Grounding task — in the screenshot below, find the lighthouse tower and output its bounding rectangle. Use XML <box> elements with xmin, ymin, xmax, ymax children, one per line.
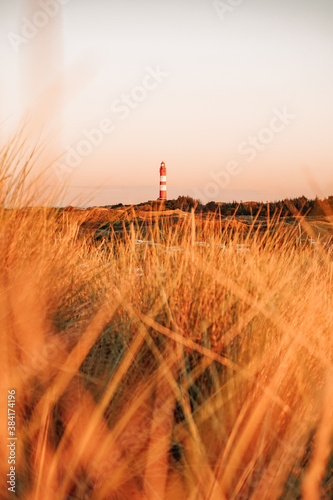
<box><xmin>159</xmin><ymin>161</ymin><xmax>167</xmax><ymax>201</ymax></box>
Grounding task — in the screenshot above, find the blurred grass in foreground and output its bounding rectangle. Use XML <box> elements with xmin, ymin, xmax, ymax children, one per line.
<box><xmin>0</xmin><ymin>137</ymin><xmax>332</xmax><ymax>500</ymax></box>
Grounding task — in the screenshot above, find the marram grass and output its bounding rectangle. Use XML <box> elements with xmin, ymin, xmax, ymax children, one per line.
<box><xmin>0</xmin><ymin>142</ymin><xmax>332</xmax><ymax>499</ymax></box>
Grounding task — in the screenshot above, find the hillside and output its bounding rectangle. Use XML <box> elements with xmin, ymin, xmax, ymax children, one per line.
<box><xmin>56</xmin><ymin>196</ymin><xmax>333</xmax><ymax>246</ymax></box>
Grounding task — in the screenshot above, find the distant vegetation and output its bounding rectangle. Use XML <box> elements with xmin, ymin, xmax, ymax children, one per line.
<box><xmin>99</xmin><ymin>194</ymin><xmax>333</xmax><ymax>217</ymax></box>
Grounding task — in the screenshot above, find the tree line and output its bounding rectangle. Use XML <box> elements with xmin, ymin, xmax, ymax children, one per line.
<box><xmin>149</xmin><ymin>195</ymin><xmax>333</xmax><ymax>216</ymax></box>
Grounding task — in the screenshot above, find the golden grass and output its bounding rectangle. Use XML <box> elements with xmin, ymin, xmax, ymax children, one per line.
<box><xmin>0</xmin><ymin>139</ymin><xmax>332</xmax><ymax>499</ymax></box>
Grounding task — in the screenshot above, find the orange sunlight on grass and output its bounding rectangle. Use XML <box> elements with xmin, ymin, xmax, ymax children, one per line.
<box><xmin>0</xmin><ymin>136</ymin><xmax>332</xmax><ymax>499</ymax></box>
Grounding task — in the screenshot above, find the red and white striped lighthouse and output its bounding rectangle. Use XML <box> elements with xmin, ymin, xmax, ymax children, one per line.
<box><xmin>159</xmin><ymin>161</ymin><xmax>167</xmax><ymax>201</ymax></box>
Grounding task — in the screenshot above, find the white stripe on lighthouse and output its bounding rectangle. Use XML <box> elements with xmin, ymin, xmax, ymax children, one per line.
<box><xmin>160</xmin><ymin>185</ymin><xmax>167</xmax><ymax>191</ymax></box>
<box><xmin>160</xmin><ymin>176</ymin><xmax>166</xmax><ymax>182</ymax></box>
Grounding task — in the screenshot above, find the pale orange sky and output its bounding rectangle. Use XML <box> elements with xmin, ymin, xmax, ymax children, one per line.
<box><xmin>1</xmin><ymin>0</ymin><xmax>333</xmax><ymax>205</ymax></box>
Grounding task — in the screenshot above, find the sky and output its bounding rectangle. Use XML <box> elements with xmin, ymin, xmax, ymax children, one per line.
<box><xmin>0</xmin><ymin>0</ymin><xmax>333</xmax><ymax>205</ymax></box>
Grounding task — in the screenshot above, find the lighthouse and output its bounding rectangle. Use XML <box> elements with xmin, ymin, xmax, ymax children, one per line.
<box><xmin>159</xmin><ymin>161</ymin><xmax>167</xmax><ymax>201</ymax></box>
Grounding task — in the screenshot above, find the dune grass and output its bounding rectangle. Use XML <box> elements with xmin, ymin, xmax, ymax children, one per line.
<box><xmin>0</xmin><ymin>140</ymin><xmax>332</xmax><ymax>500</ymax></box>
